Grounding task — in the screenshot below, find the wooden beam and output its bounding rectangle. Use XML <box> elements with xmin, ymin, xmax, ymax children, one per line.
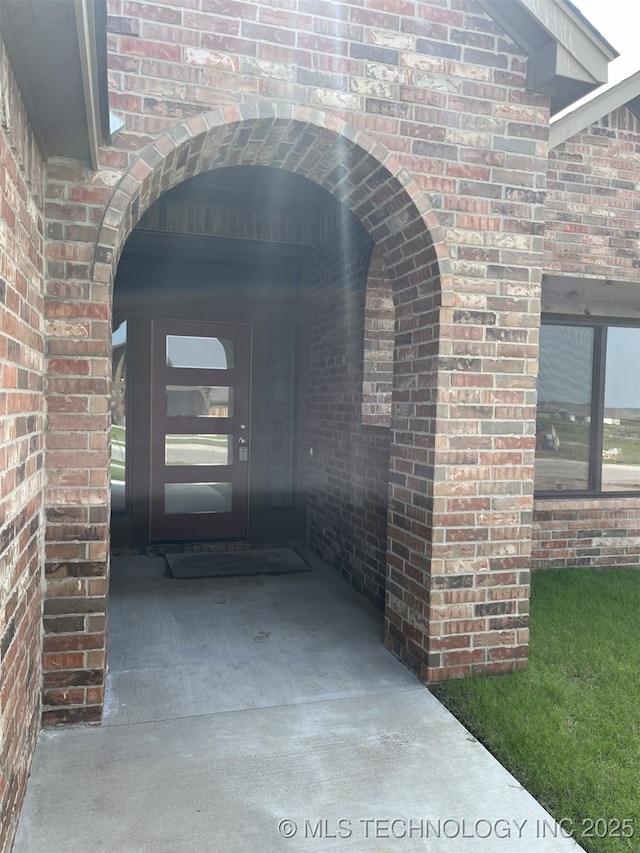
<box><xmin>542</xmin><ymin>275</ymin><xmax>640</xmax><ymax>321</ymax></box>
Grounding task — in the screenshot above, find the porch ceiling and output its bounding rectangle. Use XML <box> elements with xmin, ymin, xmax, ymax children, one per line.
<box><xmin>165</xmin><ymin>166</ymin><xmax>336</xmax><ymax>218</ymax></box>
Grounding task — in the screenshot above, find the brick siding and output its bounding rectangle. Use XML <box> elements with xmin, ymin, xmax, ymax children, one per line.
<box><xmin>4</xmin><ymin>1</ymin><xmax>640</xmax><ymax>849</ymax></box>
<box><xmin>307</xmin><ymin>206</ymin><xmax>390</xmax><ymax>607</ymax></box>
<box><xmin>362</xmin><ymin>245</ymin><xmax>394</xmax><ymax>426</ymax></box>
<box><xmin>37</xmin><ymin>0</ymin><xmax>550</xmax><ymax>717</ymax></box>
<box><xmin>0</xmin><ymin>38</ymin><xmax>46</xmax><ymax>853</ymax></box>
<box><xmin>533</xmin><ymin>498</ymin><xmax>640</xmax><ymax>569</ymax></box>
<box><xmin>545</xmin><ymin>107</ymin><xmax>640</xmax><ymax>278</ymax></box>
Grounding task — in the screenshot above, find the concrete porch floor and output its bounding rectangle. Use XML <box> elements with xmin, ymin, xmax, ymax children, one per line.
<box><xmin>14</xmin><ymin>552</ymin><xmax>583</xmax><ymax>852</ymax></box>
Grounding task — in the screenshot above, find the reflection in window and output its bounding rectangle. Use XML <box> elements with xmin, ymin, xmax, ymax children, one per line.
<box><xmin>165</xmin><ymin>434</ymin><xmax>232</xmax><ymax>466</ymax></box>
<box><xmin>166</xmin><ymin>385</ymin><xmax>233</xmax><ymax>417</ymax></box>
<box><xmin>602</xmin><ymin>328</ymin><xmax>640</xmax><ymax>492</ymax></box>
<box><xmin>535</xmin><ymin>325</ymin><xmax>594</xmax><ymax>492</ymax></box>
<box><xmin>535</xmin><ymin>321</ymin><xmax>640</xmax><ymax>495</ymax></box>
<box><xmin>166</xmin><ymin>335</ymin><xmax>234</xmax><ymax>369</ymax></box>
<box><xmin>164</xmin><ymin>482</ymin><xmax>232</xmax><ymax>514</ymax></box>
<box><xmin>111</xmin><ymin>321</ymin><xmax>127</xmax><ymax>513</ymax></box>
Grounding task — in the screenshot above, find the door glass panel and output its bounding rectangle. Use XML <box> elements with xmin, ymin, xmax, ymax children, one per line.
<box><xmin>164</xmin><ymin>482</ymin><xmax>232</xmax><ymax>514</ymax></box>
<box><xmin>535</xmin><ymin>324</ymin><xmax>594</xmax><ymax>492</ymax></box>
<box><xmin>111</xmin><ymin>320</ymin><xmax>127</xmax><ymax>513</ymax></box>
<box><xmin>166</xmin><ymin>385</ymin><xmax>233</xmax><ymax>417</ymax></box>
<box><xmin>602</xmin><ymin>327</ymin><xmax>640</xmax><ymax>492</ymax></box>
<box><xmin>165</xmin><ymin>434</ymin><xmax>232</xmax><ymax>466</ymax></box>
<box><xmin>166</xmin><ymin>335</ymin><xmax>234</xmax><ymax>369</ymax></box>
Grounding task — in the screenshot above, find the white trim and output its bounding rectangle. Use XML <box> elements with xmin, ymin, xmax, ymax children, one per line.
<box><xmin>74</xmin><ymin>0</ymin><xmax>102</xmax><ymax>170</ymax></box>
<box><xmin>479</xmin><ymin>0</ymin><xmax>617</xmax><ymax>114</ymax></box>
<box><xmin>550</xmin><ymin>69</ymin><xmax>640</xmax><ymax>147</ymax></box>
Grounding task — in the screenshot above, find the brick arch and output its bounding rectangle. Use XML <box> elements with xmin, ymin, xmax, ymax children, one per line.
<box><xmin>93</xmin><ymin>103</ymin><xmax>453</xmax><ymax>297</ymax></box>
<box><xmin>43</xmin><ymin>104</ymin><xmax>462</xmax><ymax>725</ymax></box>
<box><xmin>94</xmin><ymin>103</ymin><xmax>455</xmax><ymax>667</ymax></box>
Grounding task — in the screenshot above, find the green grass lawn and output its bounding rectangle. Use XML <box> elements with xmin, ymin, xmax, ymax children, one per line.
<box><xmin>432</xmin><ymin>569</ymin><xmax>640</xmax><ymax>853</ymax></box>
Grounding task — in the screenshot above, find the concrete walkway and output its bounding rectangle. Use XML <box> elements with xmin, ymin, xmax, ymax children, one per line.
<box><xmin>14</xmin><ymin>553</ymin><xmax>583</xmax><ymax>852</ymax></box>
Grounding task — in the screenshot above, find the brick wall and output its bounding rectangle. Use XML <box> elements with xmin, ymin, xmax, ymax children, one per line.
<box><xmin>362</xmin><ymin>244</ymin><xmax>394</xmax><ymax>426</ymax></box>
<box><xmin>533</xmin><ymin>498</ymin><xmax>640</xmax><ymax>569</ymax></box>
<box><xmin>537</xmin><ymin>106</ymin><xmax>640</xmax><ymax>568</ymax></box>
<box><xmin>307</xmin><ymin>207</ymin><xmax>390</xmax><ymax>608</ymax></box>
<box><xmin>39</xmin><ymin>0</ymin><xmax>551</xmax><ymax>717</ymax></box>
<box><xmin>0</xmin><ymin>38</ymin><xmax>45</xmax><ymax>853</ymax></box>
<box><xmin>545</xmin><ymin>107</ymin><xmax>640</xmax><ymax>278</ymax></box>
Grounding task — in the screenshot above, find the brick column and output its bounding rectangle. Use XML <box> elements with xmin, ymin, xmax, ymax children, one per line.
<box><xmin>42</xmin><ymin>161</ymin><xmax>116</xmax><ymax>724</ymax></box>
<box><xmin>384</xmin><ymin>223</ymin><xmax>543</xmax><ymax>682</ymax></box>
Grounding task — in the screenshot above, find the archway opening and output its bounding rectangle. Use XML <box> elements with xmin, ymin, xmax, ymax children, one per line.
<box><xmin>104</xmin><ymin>162</ymin><xmax>399</xmax><ymax>724</ymax></box>
<box><xmin>110</xmin><ymin>165</ymin><xmax>345</xmax><ymax>553</ymax></box>
<box><xmin>43</xmin><ymin>108</ymin><xmax>448</xmax><ymax>724</ymax></box>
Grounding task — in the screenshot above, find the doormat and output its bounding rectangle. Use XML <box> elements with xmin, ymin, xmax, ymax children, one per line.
<box><xmin>164</xmin><ymin>548</ymin><xmax>311</xmax><ymax>579</ymax></box>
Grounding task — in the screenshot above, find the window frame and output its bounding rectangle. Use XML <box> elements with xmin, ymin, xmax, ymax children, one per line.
<box><xmin>535</xmin><ymin>315</ymin><xmax>640</xmax><ymax>499</ymax></box>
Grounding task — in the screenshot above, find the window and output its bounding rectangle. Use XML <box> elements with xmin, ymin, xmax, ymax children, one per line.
<box><xmin>535</xmin><ymin>320</ymin><xmax>640</xmax><ymax>495</ymax></box>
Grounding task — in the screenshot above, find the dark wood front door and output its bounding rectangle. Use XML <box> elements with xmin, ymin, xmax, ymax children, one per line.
<box><xmin>149</xmin><ymin>319</ymin><xmax>251</xmax><ymax>541</ymax></box>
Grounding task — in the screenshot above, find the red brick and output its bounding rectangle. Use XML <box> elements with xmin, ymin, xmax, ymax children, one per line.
<box><xmin>119</xmin><ymin>36</ymin><xmax>181</xmax><ymax>61</ymax></box>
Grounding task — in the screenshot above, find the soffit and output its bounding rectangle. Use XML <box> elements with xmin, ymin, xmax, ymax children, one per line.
<box><xmin>0</xmin><ymin>0</ymin><xmax>109</xmax><ymax>167</ymax></box>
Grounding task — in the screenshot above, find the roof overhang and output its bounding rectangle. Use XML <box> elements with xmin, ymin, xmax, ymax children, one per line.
<box><xmin>0</xmin><ymin>0</ymin><xmax>109</xmax><ymax>168</ymax></box>
<box><xmin>479</xmin><ymin>0</ymin><xmax>618</xmax><ymax>115</ymax></box>
<box><xmin>550</xmin><ymin>70</ymin><xmax>640</xmax><ymax>147</ymax></box>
